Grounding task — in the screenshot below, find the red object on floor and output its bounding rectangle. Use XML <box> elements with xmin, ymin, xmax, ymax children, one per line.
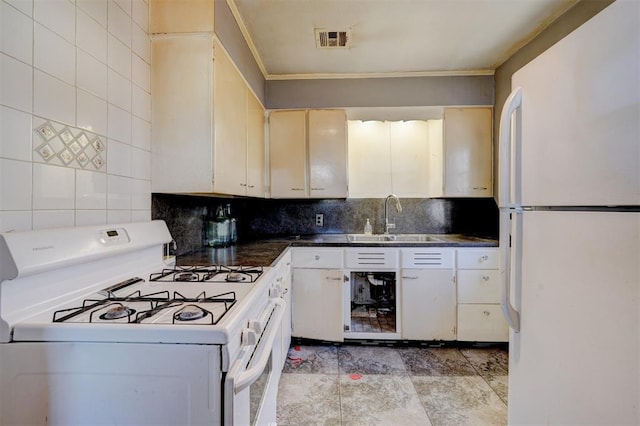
<box><xmin>349</xmin><ymin>374</ymin><xmax>362</xmax><ymax>380</ymax></box>
<box><xmin>294</xmin><ymin>345</ymin><xmax>301</xmax><ymax>351</ymax></box>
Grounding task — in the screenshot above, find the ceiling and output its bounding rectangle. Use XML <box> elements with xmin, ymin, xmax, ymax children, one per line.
<box><xmin>230</xmin><ymin>0</ymin><xmax>577</xmax><ymax>80</ymax></box>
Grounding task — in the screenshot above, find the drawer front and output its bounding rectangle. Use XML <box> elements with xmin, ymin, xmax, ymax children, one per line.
<box><xmin>457</xmin><ymin>304</ymin><xmax>508</xmax><ymax>342</ymax></box>
<box><xmin>291</xmin><ymin>248</ymin><xmax>343</xmax><ymax>269</ymax></box>
<box><xmin>401</xmin><ymin>248</ymin><xmax>454</xmax><ymax>269</ymax></box>
<box><xmin>457</xmin><ymin>270</ymin><xmax>500</xmax><ymax>303</ymax></box>
<box><xmin>457</xmin><ymin>248</ymin><xmax>499</xmax><ymax>269</ymax></box>
<box><xmin>345</xmin><ymin>248</ymin><xmax>397</xmax><ymax>269</ymax></box>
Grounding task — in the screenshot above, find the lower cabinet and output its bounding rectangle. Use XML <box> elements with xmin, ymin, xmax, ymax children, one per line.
<box><xmin>291</xmin><ymin>268</ymin><xmax>344</xmax><ymax>342</ymax></box>
<box><xmin>401</xmin><ymin>269</ymin><xmax>456</xmax><ymax>340</ymax></box>
<box><xmin>457</xmin><ymin>305</ymin><xmax>507</xmax><ymax>342</ymax></box>
<box><xmin>276</xmin><ymin>250</ymin><xmax>292</xmax><ymax>368</ymax></box>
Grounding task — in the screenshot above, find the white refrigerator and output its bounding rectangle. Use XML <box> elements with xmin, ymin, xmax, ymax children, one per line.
<box><xmin>498</xmin><ymin>1</ymin><xmax>639</xmax><ymax>424</ymax></box>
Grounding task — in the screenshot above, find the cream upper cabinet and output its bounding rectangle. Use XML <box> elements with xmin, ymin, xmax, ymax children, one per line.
<box><xmin>150</xmin><ymin>0</ymin><xmax>214</xmax><ymax>34</ymax></box>
<box><xmin>269</xmin><ymin>110</ymin><xmax>347</xmax><ymax>198</ymax></box>
<box><xmin>442</xmin><ymin>107</ymin><xmax>493</xmax><ymax>197</ymax></box>
<box><xmin>348</xmin><ymin>120</ymin><xmax>433</xmax><ymax>198</ymax></box>
<box><xmin>151</xmin><ymin>34</ymin><xmax>214</xmax><ymax>193</ymax></box>
<box><xmin>269</xmin><ymin>110</ymin><xmax>308</xmax><ymax>198</ymax></box>
<box><xmin>213</xmin><ymin>41</ymin><xmax>248</xmax><ymax>195</ymax></box>
<box><xmin>308</xmin><ymin>110</ymin><xmax>348</xmax><ymax>198</ymax></box>
<box><xmin>246</xmin><ymin>91</ymin><xmax>266</xmax><ymax>197</ymax></box>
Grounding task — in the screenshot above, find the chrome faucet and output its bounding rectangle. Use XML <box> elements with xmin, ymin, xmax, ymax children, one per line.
<box><xmin>384</xmin><ymin>194</ymin><xmax>403</xmax><ymax>234</ymax></box>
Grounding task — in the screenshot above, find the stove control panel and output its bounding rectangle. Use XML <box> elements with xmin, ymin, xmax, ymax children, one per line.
<box><xmin>98</xmin><ymin>228</ymin><xmax>130</xmax><ymax>246</ymax></box>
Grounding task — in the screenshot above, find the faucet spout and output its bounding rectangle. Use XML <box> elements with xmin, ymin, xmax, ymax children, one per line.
<box><xmin>384</xmin><ymin>194</ymin><xmax>402</xmax><ymax>234</ymax></box>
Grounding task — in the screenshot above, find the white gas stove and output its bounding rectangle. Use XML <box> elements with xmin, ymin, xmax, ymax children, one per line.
<box><xmin>0</xmin><ymin>221</ymin><xmax>284</xmax><ymax>425</ymax></box>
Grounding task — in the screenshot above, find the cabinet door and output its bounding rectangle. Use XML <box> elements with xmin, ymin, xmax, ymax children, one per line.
<box><xmin>347</xmin><ymin>120</ymin><xmax>392</xmax><ymax>197</ymax></box>
<box><xmin>213</xmin><ymin>41</ymin><xmax>247</xmax><ymax>195</ymax></box>
<box><xmin>151</xmin><ymin>34</ymin><xmax>214</xmax><ymax>193</ymax></box>
<box><xmin>401</xmin><ymin>269</ymin><xmax>456</xmax><ymax>340</ymax></box>
<box><xmin>269</xmin><ymin>110</ymin><xmax>307</xmax><ymax>198</ymax></box>
<box><xmin>308</xmin><ymin>110</ymin><xmax>347</xmax><ymax>198</ymax></box>
<box><xmin>291</xmin><ymin>268</ymin><xmax>344</xmax><ymax>342</ymax></box>
<box><xmin>390</xmin><ymin>121</ymin><xmax>430</xmax><ymax>197</ymax></box>
<box><xmin>443</xmin><ymin>108</ymin><xmax>492</xmax><ymax>197</ymax></box>
<box><xmin>246</xmin><ymin>91</ymin><xmax>265</xmax><ymax>197</ymax></box>
<box><xmin>457</xmin><ymin>304</ymin><xmax>508</xmax><ymax>342</ymax></box>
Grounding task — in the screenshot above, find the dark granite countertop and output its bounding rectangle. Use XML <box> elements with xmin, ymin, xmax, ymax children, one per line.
<box><xmin>177</xmin><ymin>234</ymin><xmax>497</xmax><ymax>267</ymax></box>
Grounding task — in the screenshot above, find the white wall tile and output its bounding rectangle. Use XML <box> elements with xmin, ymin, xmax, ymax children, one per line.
<box><xmin>108</xmin><ymin>33</ymin><xmax>131</xmax><ymax>79</ymax></box>
<box><xmin>131</xmin><ymin>0</ymin><xmax>147</xmax><ymax>32</ymax></box>
<box><xmin>77</xmin><ymin>89</ymin><xmax>108</xmax><ymax>136</ymax></box>
<box><xmin>131</xmin><ymin>147</ymin><xmax>149</xmax><ymax>179</ymax></box>
<box><xmin>1</xmin><ymin>53</ymin><xmax>33</xmax><ymax>112</ymax></box>
<box><xmin>77</xmin><ymin>7</ymin><xmax>107</xmax><ymax>64</ymax></box>
<box><xmin>1</xmin><ymin>1</ymin><xmax>33</xmax><ymax>64</ymax></box>
<box><xmin>33</xmin><ymin>209</ymin><xmax>75</xmax><ymax>229</ymax></box>
<box><xmin>132</xmin><ymin>84</ymin><xmax>150</xmax><ymax>121</ymax></box>
<box><xmin>76</xmin><ymin>0</ymin><xmax>107</xmax><ymax>28</ymax></box>
<box><xmin>131</xmin><ymin>116</ymin><xmax>150</xmax><ymax>150</ymax></box>
<box><xmin>0</xmin><ymin>210</ymin><xmax>32</xmax><ymax>232</ymax></box>
<box><xmin>33</xmin><ymin>0</ymin><xmax>75</xmax><ymax>43</ymax></box>
<box><xmin>34</xmin><ymin>70</ymin><xmax>76</xmax><ymax>125</ymax></box>
<box><xmin>75</xmin><ymin>169</ymin><xmax>107</xmax><ymax>209</ymax></box>
<box><xmin>107</xmin><ymin>104</ymin><xmax>132</xmax><ymax>144</ymax></box>
<box><xmin>77</xmin><ymin>49</ymin><xmax>108</xmax><ymax>100</ymax></box>
<box><xmin>75</xmin><ymin>209</ymin><xmax>107</xmax><ymax>226</ymax></box>
<box><xmin>131</xmin><ymin>209</ymin><xmax>150</xmax><ymax>222</ymax></box>
<box><xmin>107</xmin><ymin>174</ymin><xmax>131</xmax><ymax>209</ymax></box>
<box><xmin>107</xmin><ymin>68</ymin><xmax>132</xmax><ymax>111</ymax></box>
<box><xmin>108</xmin><ymin>0</ymin><xmax>131</xmax><ymax>46</ymax></box>
<box><xmin>107</xmin><ymin>209</ymin><xmax>131</xmax><ymax>224</ymax></box>
<box><xmin>131</xmin><ymin>23</ymin><xmax>149</xmax><ymax>63</ymax></box>
<box><xmin>0</xmin><ymin>106</ymin><xmax>32</xmax><ymax>161</ymax></box>
<box><xmin>33</xmin><ymin>163</ymin><xmax>75</xmax><ymax>210</ymax></box>
<box><xmin>131</xmin><ymin>53</ymin><xmax>149</xmax><ymax>91</ymax></box>
<box><xmin>5</xmin><ymin>0</ymin><xmax>32</xmax><ymax>17</ymax></box>
<box><xmin>131</xmin><ymin>178</ymin><xmax>150</xmax><ymax>209</ymax></box>
<box><xmin>107</xmin><ymin>139</ymin><xmax>131</xmax><ymax>176</ymax></box>
<box><xmin>34</xmin><ymin>23</ymin><xmax>76</xmax><ymax>85</ymax></box>
<box><xmin>0</xmin><ymin>159</ymin><xmax>32</xmax><ymax>209</ymax></box>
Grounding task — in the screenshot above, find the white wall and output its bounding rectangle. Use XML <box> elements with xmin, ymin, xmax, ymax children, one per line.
<box><xmin>0</xmin><ymin>0</ymin><xmax>151</xmax><ymax>232</ymax></box>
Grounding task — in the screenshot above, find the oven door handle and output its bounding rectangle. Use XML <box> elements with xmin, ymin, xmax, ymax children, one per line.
<box><xmin>231</xmin><ymin>298</ymin><xmax>285</xmax><ymax>393</ymax></box>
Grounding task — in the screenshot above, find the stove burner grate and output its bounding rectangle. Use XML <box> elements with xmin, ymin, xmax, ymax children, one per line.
<box><xmin>148</xmin><ymin>265</ymin><xmax>263</xmax><ymax>283</ymax></box>
<box><xmin>95</xmin><ymin>303</ymin><xmax>136</xmax><ymax>321</ymax></box>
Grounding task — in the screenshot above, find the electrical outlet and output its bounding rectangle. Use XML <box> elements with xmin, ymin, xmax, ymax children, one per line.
<box><xmin>315</xmin><ymin>213</ymin><xmax>324</xmax><ymax>227</ymax></box>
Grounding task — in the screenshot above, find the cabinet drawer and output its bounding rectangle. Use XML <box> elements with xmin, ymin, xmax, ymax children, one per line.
<box><xmin>457</xmin><ymin>270</ymin><xmax>500</xmax><ymax>303</ymax></box>
<box><xmin>457</xmin><ymin>304</ymin><xmax>508</xmax><ymax>342</ymax></box>
<box><xmin>401</xmin><ymin>248</ymin><xmax>454</xmax><ymax>269</ymax></box>
<box><xmin>457</xmin><ymin>248</ymin><xmax>499</xmax><ymax>269</ymax></box>
<box><xmin>292</xmin><ymin>248</ymin><xmax>343</xmax><ymax>269</ymax></box>
<box><xmin>345</xmin><ymin>248</ymin><xmax>397</xmax><ymax>269</ymax></box>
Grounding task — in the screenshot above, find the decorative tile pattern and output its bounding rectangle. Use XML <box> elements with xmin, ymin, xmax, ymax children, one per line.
<box><xmin>284</xmin><ymin>345</ymin><xmax>339</xmax><ymax>374</ymax></box>
<box><xmin>33</xmin><ymin>118</ymin><xmax>106</xmax><ymax>171</ymax></box>
<box><xmin>398</xmin><ymin>347</ymin><xmax>478</xmax><ymax>376</ymax></box>
<box><xmin>338</xmin><ymin>345</ymin><xmax>407</xmax><ymax>375</ymax></box>
<box><xmin>276</xmin><ymin>373</ymin><xmax>341</xmax><ymax>426</ymax></box>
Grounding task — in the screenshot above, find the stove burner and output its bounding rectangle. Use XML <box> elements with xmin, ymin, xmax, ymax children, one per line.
<box><xmin>99</xmin><ymin>304</ymin><xmax>136</xmax><ymax>320</ymax></box>
<box><xmin>174</xmin><ymin>305</ymin><xmax>207</xmax><ymax>321</ymax></box>
<box><xmin>175</xmin><ymin>272</ymin><xmax>198</xmax><ymax>282</ymax></box>
<box><xmin>226</xmin><ymin>272</ymin><xmax>246</xmax><ymax>282</ymax></box>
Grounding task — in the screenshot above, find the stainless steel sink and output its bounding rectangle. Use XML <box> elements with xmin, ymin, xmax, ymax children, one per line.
<box><xmin>347</xmin><ymin>234</ymin><xmax>444</xmax><ymax>243</ymax></box>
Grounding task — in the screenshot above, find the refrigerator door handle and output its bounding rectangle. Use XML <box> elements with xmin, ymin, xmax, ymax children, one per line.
<box><xmin>500</xmin><ymin>210</ymin><xmax>521</xmax><ymax>332</ymax></box>
<box><xmin>498</xmin><ymin>87</ymin><xmax>523</xmax><ymax>208</ymax></box>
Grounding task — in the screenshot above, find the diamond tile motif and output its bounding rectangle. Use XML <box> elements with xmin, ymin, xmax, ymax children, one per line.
<box><xmin>32</xmin><ymin>118</ymin><xmax>107</xmax><ymax>172</ymax></box>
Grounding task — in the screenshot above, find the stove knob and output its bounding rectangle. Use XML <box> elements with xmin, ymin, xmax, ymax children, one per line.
<box><xmin>241</xmin><ymin>328</ymin><xmax>257</xmax><ymax>346</ymax></box>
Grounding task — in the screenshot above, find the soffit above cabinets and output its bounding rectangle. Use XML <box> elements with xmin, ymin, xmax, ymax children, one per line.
<box><xmin>230</xmin><ymin>0</ymin><xmax>577</xmax><ymax>80</ymax></box>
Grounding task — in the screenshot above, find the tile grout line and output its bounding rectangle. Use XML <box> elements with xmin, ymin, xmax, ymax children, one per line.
<box><xmin>456</xmin><ymin>347</ymin><xmax>508</xmax><ymax>407</ymax></box>
<box><xmin>398</xmin><ymin>347</ymin><xmax>437</xmax><ymax>426</ymax></box>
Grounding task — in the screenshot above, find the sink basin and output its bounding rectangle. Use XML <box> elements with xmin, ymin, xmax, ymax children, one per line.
<box><xmin>347</xmin><ymin>234</ymin><xmax>444</xmax><ymax>243</ymax></box>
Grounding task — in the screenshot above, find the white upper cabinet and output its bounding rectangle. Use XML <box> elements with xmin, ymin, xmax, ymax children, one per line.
<box><xmin>246</xmin><ymin>91</ymin><xmax>266</xmax><ymax>197</ymax></box>
<box><xmin>308</xmin><ymin>110</ymin><xmax>348</xmax><ymax>198</ymax></box>
<box><xmin>348</xmin><ymin>120</ymin><xmax>434</xmax><ymax>198</ymax></box>
<box><xmin>441</xmin><ymin>107</ymin><xmax>493</xmax><ymax>197</ymax></box>
<box><xmin>269</xmin><ymin>110</ymin><xmax>347</xmax><ymax>198</ymax></box>
<box><xmin>269</xmin><ymin>110</ymin><xmax>308</xmax><ymax>198</ymax></box>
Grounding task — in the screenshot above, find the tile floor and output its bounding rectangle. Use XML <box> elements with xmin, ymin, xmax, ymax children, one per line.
<box><xmin>277</xmin><ymin>343</ymin><xmax>508</xmax><ymax>426</ymax></box>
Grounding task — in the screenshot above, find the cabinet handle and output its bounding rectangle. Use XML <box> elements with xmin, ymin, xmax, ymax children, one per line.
<box><xmin>483</xmin><ymin>311</ymin><xmax>491</xmax><ymax>316</ymax></box>
<box><xmin>479</xmin><ymin>255</ymin><xmax>489</xmax><ymax>262</ymax></box>
<box><xmin>291</xmin><ymin>188</ymin><xmax>305</xmax><ymax>191</ymax></box>
<box><xmin>327</xmin><ymin>277</ymin><xmax>342</xmax><ymax>281</ymax></box>
<box><xmin>314</xmin><ymin>255</ymin><xmax>320</xmax><ymax>260</ymax></box>
<box><xmin>473</xmin><ymin>187</ymin><xmax>488</xmax><ymax>190</ymax></box>
<box><xmin>248</xmin><ymin>185</ymin><xmax>255</xmax><ymax>188</ymax></box>
<box><xmin>282</xmin><ymin>288</ymin><xmax>288</xmax><ymax>295</ymax></box>
<box><xmin>482</xmin><ymin>275</ymin><xmax>490</xmax><ymax>282</ymax></box>
<box><xmin>240</xmin><ymin>183</ymin><xmax>247</xmax><ymax>187</ymax></box>
<box><xmin>402</xmin><ymin>276</ymin><xmax>419</xmax><ymax>280</ymax></box>
<box><xmin>310</xmin><ymin>187</ymin><xmax>325</xmax><ymax>191</ymax></box>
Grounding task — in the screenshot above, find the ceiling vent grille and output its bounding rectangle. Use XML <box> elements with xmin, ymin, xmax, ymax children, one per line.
<box><xmin>315</xmin><ymin>29</ymin><xmax>350</xmax><ymax>49</ymax></box>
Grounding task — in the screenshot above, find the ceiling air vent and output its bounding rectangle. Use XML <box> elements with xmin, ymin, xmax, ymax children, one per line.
<box><xmin>315</xmin><ymin>29</ymin><xmax>350</xmax><ymax>49</ymax></box>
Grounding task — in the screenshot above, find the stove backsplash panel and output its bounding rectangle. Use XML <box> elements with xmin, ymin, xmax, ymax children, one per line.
<box><xmin>152</xmin><ymin>194</ymin><xmax>498</xmax><ymax>256</ymax></box>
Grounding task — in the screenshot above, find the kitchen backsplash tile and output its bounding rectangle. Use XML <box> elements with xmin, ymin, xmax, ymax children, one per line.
<box><xmin>0</xmin><ymin>0</ymin><xmax>151</xmax><ymax>232</ymax></box>
<box><xmin>1</xmin><ymin>1</ymin><xmax>33</xmax><ymax>64</ymax></box>
<box><xmin>152</xmin><ymin>194</ymin><xmax>499</xmax><ymax>256</ymax></box>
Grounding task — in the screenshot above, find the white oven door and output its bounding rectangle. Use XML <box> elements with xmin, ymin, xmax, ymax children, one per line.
<box><xmin>224</xmin><ymin>298</ymin><xmax>285</xmax><ymax>426</ymax></box>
